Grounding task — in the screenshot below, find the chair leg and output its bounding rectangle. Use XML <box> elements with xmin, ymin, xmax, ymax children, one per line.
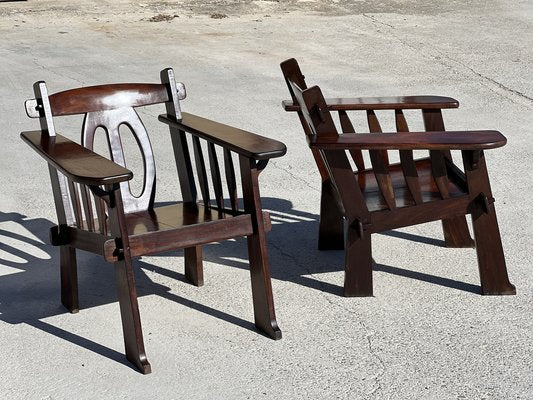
<box><xmin>114</xmin><ymin>255</ymin><xmax>152</xmax><ymax>374</ymax></box>
<box><xmin>318</xmin><ymin>181</ymin><xmax>345</xmax><ymax>250</ymax></box>
<box><xmin>247</xmin><ymin>231</ymin><xmax>282</xmax><ymax>340</ymax></box>
<box><xmin>471</xmin><ymin>208</ymin><xmax>516</xmax><ymax>295</ymax></box>
<box><xmin>184</xmin><ymin>245</ymin><xmax>204</xmax><ymax>286</ymax></box>
<box><xmin>60</xmin><ymin>245</ymin><xmax>79</xmax><ymax>313</ymax></box>
<box><xmin>344</xmin><ymin>227</ymin><xmax>373</xmax><ymax>297</ymax></box>
<box><xmin>441</xmin><ymin>216</ymin><xmax>475</xmax><ymax>248</ymax></box>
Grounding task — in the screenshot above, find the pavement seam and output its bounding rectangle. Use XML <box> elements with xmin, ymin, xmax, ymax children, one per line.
<box><xmin>267</xmin><ymin>238</ymin><xmax>386</xmax><ymax>398</ymax></box>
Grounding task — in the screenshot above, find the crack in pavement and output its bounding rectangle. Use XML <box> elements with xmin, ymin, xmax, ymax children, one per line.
<box><xmin>362</xmin><ymin>14</ymin><xmax>533</xmax><ymax>109</ymax></box>
<box><xmin>269</xmin><ymin>159</ymin><xmax>320</xmax><ymax>193</ymax></box>
<box><xmin>31</xmin><ymin>58</ymin><xmax>85</xmax><ymax>87</ymax></box>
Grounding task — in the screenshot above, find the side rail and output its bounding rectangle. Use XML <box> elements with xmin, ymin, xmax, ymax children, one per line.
<box><xmin>284</xmin><ymin>92</ymin><xmax>465</xmax><ymax>210</ymax></box>
<box><xmin>158</xmin><ymin>112</ymin><xmax>287</xmax><ymax>217</ymax></box>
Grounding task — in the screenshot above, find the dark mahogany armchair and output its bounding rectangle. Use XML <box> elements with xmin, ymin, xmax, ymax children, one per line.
<box><xmin>21</xmin><ymin>68</ymin><xmax>285</xmax><ymax>373</ymax></box>
<box><xmin>281</xmin><ymin>58</ymin><xmax>515</xmax><ymax>298</ymax></box>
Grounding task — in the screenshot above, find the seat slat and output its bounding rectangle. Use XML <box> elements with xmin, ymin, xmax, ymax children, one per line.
<box><xmin>357</xmin><ymin>158</ymin><xmax>465</xmax><ymax>212</ymax></box>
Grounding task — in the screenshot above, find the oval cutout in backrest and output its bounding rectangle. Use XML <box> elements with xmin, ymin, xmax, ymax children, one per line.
<box><xmin>92</xmin><ymin>126</ymin><xmax>112</xmax><ymax>159</ymax></box>
<box><xmin>82</xmin><ymin>108</ymin><xmax>156</xmax><ymax>213</ymax></box>
<box><xmin>119</xmin><ymin>122</ymin><xmax>145</xmax><ymax>198</ymax></box>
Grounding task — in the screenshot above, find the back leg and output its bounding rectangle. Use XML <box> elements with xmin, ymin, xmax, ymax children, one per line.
<box><xmin>318</xmin><ymin>181</ymin><xmax>345</xmax><ymax>250</ymax></box>
<box><xmin>60</xmin><ymin>245</ymin><xmax>79</xmax><ymax>313</ymax></box>
<box><xmin>184</xmin><ymin>245</ymin><xmax>204</xmax><ymax>286</ymax></box>
<box><xmin>441</xmin><ymin>216</ymin><xmax>475</xmax><ymax>248</ymax></box>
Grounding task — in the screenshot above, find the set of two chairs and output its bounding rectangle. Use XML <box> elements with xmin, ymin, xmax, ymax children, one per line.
<box><xmin>22</xmin><ymin>59</ymin><xmax>515</xmax><ymax>373</ymax></box>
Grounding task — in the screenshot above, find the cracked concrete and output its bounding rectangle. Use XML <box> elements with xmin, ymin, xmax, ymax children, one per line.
<box><xmin>1</xmin><ymin>0</ymin><xmax>532</xmax><ymax>399</ymax></box>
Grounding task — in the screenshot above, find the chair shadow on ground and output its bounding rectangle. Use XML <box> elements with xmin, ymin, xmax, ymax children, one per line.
<box><xmin>0</xmin><ymin>201</ymin><xmax>479</xmax><ymax>368</ymax></box>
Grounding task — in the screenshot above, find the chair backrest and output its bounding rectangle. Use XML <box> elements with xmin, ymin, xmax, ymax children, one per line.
<box><xmin>25</xmin><ymin>69</ymin><xmax>186</xmax><ymax>229</ymax></box>
<box><xmin>286</xmin><ymin>79</ymin><xmax>369</xmax><ymax>221</ymax></box>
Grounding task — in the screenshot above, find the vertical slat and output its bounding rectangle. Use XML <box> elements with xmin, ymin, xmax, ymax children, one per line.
<box><xmin>422</xmin><ymin>108</ymin><xmax>452</xmax><ymax>160</ymax></box>
<box><xmin>338</xmin><ymin>110</ymin><xmax>365</xmax><ymax>171</ymax></box>
<box><xmin>192</xmin><ymin>136</ymin><xmax>210</xmax><ymax>207</ymax></box>
<box><xmin>207</xmin><ymin>142</ymin><xmax>224</xmax><ymax>211</ymax></box>
<box><xmin>94</xmin><ymin>195</ymin><xmax>108</xmax><ymax>235</ymax></box>
<box><xmin>171</xmin><ymin>129</ymin><xmax>197</xmax><ymax>203</ymax></box>
<box><xmin>68</xmin><ymin>180</ymin><xmax>83</xmax><ymax>228</ymax></box>
<box><xmin>223</xmin><ymin>149</ymin><xmax>239</xmax><ymax>213</ymax></box>
<box><xmin>366</xmin><ymin>110</ymin><xmax>396</xmax><ymax>209</ymax></box>
<box><xmin>366</xmin><ymin>110</ymin><xmax>389</xmax><ymax>164</ymax></box>
<box><xmin>80</xmin><ymin>185</ymin><xmax>95</xmax><ymax>231</ymax></box>
<box><xmin>422</xmin><ymin>109</ymin><xmax>450</xmax><ymax>198</ymax></box>
<box><xmin>395</xmin><ymin>110</ymin><xmax>423</xmax><ymax>204</ymax></box>
<box><xmin>424</xmin><ymin>109</ymin><xmax>473</xmax><ymax>247</ymax></box>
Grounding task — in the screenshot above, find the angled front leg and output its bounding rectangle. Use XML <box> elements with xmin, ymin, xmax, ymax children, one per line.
<box><xmin>441</xmin><ymin>216</ymin><xmax>475</xmax><ymax>248</ymax></box>
<box><xmin>344</xmin><ymin>223</ymin><xmax>373</xmax><ymax>297</ymax></box>
<box><xmin>240</xmin><ymin>157</ymin><xmax>281</xmax><ymax>340</ymax></box>
<box><xmin>463</xmin><ymin>151</ymin><xmax>515</xmax><ymax>295</ymax></box>
<box><xmin>105</xmin><ymin>185</ymin><xmax>152</xmax><ymax>374</ymax></box>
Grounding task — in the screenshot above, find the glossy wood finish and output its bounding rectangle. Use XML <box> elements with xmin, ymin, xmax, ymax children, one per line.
<box><xmin>22</xmin><ymin>69</ymin><xmax>286</xmax><ymax>373</ymax></box>
<box><xmin>307</xmin><ymin>131</ymin><xmax>507</xmax><ymax>150</ymax></box>
<box><xmin>282</xmin><ymin>96</ymin><xmax>459</xmax><ymax>111</ymax></box>
<box><xmin>50</xmin><ymin>83</ymin><xmax>170</xmax><ymax>116</ymax></box>
<box><xmin>21</xmin><ymin>131</ymin><xmax>133</xmax><ymax>185</ymax></box>
<box><xmin>462</xmin><ymin>151</ymin><xmax>515</xmax><ymax>294</ymax></box>
<box><xmin>281</xmin><ymin>57</ymin><xmax>514</xmax><ymax>298</ymax></box>
<box><xmin>159</xmin><ymin>112</ymin><xmax>287</xmax><ymax>160</ymax></box>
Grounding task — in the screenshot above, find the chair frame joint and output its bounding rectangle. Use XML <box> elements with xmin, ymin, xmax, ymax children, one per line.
<box><xmin>49</xmin><ymin>224</ymin><xmax>69</xmax><ymax>246</ymax></box>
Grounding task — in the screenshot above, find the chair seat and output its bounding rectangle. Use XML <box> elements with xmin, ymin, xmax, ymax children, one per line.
<box><xmin>126</xmin><ymin>202</ymin><xmax>238</xmax><ymax>235</ymax></box>
<box><xmin>356</xmin><ymin>158</ymin><xmax>467</xmax><ymax>212</ymax></box>
<box><xmin>114</xmin><ymin>202</ymin><xmax>271</xmax><ymax>258</ymax></box>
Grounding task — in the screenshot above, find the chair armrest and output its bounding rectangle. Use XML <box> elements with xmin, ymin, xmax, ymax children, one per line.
<box><xmin>283</xmin><ymin>95</ymin><xmax>459</xmax><ymax>112</ymax></box>
<box><xmin>21</xmin><ymin>130</ymin><xmax>133</xmax><ymax>186</ymax></box>
<box><xmin>308</xmin><ymin>131</ymin><xmax>506</xmax><ymax>151</ymax></box>
<box><xmin>159</xmin><ymin>112</ymin><xmax>287</xmax><ymax>160</ymax></box>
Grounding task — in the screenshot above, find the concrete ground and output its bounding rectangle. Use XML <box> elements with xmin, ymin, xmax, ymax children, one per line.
<box><xmin>1</xmin><ymin>1</ymin><xmax>532</xmax><ymax>399</ymax></box>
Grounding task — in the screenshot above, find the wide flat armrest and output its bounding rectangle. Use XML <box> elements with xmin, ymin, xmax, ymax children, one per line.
<box><xmin>283</xmin><ymin>95</ymin><xmax>459</xmax><ymax>112</ymax></box>
<box><xmin>159</xmin><ymin>112</ymin><xmax>287</xmax><ymax>160</ymax></box>
<box><xmin>21</xmin><ymin>130</ymin><xmax>133</xmax><ymax>186</ymax></box>
<box><xmin>308</xmin><ymin>131</ymin><xmax>506</xmax><ymax>151</ymax></box>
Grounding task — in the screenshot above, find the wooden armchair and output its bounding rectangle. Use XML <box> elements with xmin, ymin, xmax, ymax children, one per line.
<box><xmin>21</xmin><ymin>68</ymin><xmax>286</xmax><ymax>374</ymax></box>
<box><xmin>280</xmin><ymin>58</ymin><xmax>515</xmax><ymax>298</ymax></box>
